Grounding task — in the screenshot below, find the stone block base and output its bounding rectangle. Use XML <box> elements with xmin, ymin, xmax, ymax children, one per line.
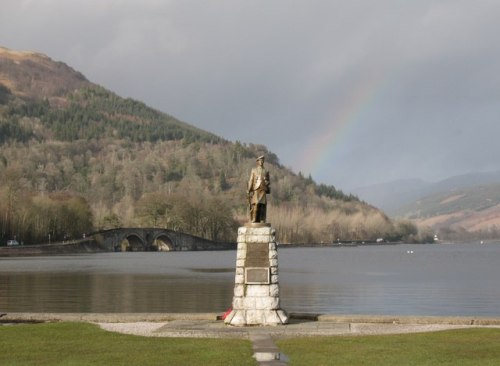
<box><xmin>225</xmin><ymin>226</ymin><xmax>288</xmax><ymax>326</ymax></box>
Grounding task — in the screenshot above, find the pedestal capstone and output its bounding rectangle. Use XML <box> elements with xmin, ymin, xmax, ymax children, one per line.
<box><xmin>224</xmin><ymin>224</ymin><xmax>288</xmax><ymax>326</ymax></box>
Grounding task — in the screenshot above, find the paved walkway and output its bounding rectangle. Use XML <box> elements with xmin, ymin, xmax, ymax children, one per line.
<box><xmin>3</xmin><ymin>313</ymin><xmax>500</xmax><ymax>366</ymax></box>
<box><xmin>94</xmin><ymin>316</ymin><xmax>500</xmax><ymax>339</ymax></box>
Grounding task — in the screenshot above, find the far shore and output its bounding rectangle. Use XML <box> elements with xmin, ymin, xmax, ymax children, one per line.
<box><xmin>1</xmin><ymin>239</ymin><xmax>498</xmax><ymax>257</ymax></box>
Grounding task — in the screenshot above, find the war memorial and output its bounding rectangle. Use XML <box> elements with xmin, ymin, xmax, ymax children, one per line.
<box><xmin>224</xmin><ymin>155</ymin><xmax>289</xmax><ymax>326</ymax></box>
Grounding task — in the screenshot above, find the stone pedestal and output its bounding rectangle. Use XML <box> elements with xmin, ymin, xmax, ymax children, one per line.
<box><xmin>224</xmin><ymin>225</ymin><xmax>288</xmax><ymax>326</ymax></box>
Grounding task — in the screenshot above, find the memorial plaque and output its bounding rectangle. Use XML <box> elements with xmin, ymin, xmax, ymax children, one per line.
<box><xmin>245</xmin><ymin>267</ymin><xmax>270</xmax><ymax>284</ymax></box>
<box><xmin>245</xmin><ymin>242</ymin><xmax>269</xmax><ymax>267</ymax></box>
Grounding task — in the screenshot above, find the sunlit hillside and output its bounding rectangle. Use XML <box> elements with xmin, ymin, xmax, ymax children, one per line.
<box><xmin>398</xmin><ymin>183</ymin><xmax>500</xmax><ymax>240</ymax></box>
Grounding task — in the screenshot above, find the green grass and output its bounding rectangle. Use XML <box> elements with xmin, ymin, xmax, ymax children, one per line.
<box><xmin>0</xmin><ymin>322</ymin><xmax>257</xmax><ymax>366</ymax></box>
<box><xmin>276</xmin><ymin>328</ymin><xmax>500</xmax><ymax>366</ymax></box>
<box><xmin>4</xmin><ymin>323</ymin><xmax>500</xmax><ymax>366</ymax></box>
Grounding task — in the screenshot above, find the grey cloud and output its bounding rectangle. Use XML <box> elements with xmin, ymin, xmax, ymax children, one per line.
<box><xmin>1</xmin><ymin>0</ymin><xmax>500</xmax><ymax>190</ymax></box>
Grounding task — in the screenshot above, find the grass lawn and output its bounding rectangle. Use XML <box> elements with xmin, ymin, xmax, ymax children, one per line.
<box><xmin>0</xmin><ymin>322</ymin><xmax>257</xmax><ymax>366</ymax></box>
<box><xmin>276</xmin><ymin>328</ymin><xmax>500</xmax><ymax>366</ymax></box>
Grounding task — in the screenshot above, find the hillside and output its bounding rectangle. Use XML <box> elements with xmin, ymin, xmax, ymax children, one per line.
<box><xmin>354</xmin><ymin>171</ymin><xmax>500</xmax><ymax>215</ymax></box>
<box><xmin>352</xmin><ymin>178</ymin><xmax>432</xmax><ymax>215</ymax></box>
<box><xmin>0</xmin><ymin>47</ymin><xmax>89</xmax><ymax>100</ymax></box>
<box><xmin>0</xmin><ymin>46</ymin><xmax>410</xmax><ymax>245</ymax></box>
<box><xmin>0</xmin><ymin>47</ymin><xmax>220</xmax><ymax>144</ymax></box>
<box><xmin>356</xmin><ymin>170</ymin><xmax>500</xmax><ymax>240</ymax></box>
<box><xmin>396</xmin><ymin>182</ymin><xmax>500</xmax><ymax>239</ymax></box>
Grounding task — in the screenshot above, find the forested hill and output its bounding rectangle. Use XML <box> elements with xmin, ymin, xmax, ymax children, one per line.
<box><xmin>0</xmin><ymin>46</ymin><xmax>418</xmax><ymax>245</ymax></box>
<box><xmin>0</xmin><ymin>46</ymin><xmax>220</xmax><ymax>144</ymax></box>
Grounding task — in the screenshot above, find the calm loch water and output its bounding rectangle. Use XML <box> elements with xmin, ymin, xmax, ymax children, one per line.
<box><xmin>1</xmin><ymin>243</ymin><xmax>499</xmax><ymax>316</ymax></box>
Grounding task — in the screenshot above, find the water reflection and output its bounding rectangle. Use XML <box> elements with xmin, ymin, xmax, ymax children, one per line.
<box><xmin>0</xmin><ymin>272</ymin><xmax>233</xmax><ymax>313</ymax></box>
<box><xmin>1</xmin><ymin>244</ymin><xmax>500</xmax><ymax>316</ymax></box>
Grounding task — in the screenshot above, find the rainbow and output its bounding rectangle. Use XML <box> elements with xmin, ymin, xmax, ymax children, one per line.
<box><xmin>297</xmin><ymin>73</ymin><xmax>386</xmax><ymax>181</ymax></box>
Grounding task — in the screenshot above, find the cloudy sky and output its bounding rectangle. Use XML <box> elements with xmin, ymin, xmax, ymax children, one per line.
<box><xmin>2</xmin><ymin>0</ymin><xmax>500</xmax><ymax>191</ymax></box>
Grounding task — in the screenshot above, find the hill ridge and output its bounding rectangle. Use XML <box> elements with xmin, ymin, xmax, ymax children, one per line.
<box><xmin>354</xmin><ymin>172</ymin><xmax>500</xmax><ymax>239</ymax></box>
<box><xmin>0</xmin><ymin>45</ymin><xmax>89</xmax><ymax>100</ymax></box>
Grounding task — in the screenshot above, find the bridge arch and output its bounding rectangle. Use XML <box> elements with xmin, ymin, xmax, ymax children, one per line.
<box><xmin>120</xmin><ymin>233</ymin><xmax>145</xmax><ymax>252</ymax></box>
<box><xmin>92</xmin><ymin>227</ymin><xmax>235</xmax><ymax>252</ymax></box>
<box><xmin>153</xmin><ymin>234</ymin><xmax>175</xmax><ymax>251</ymax></box>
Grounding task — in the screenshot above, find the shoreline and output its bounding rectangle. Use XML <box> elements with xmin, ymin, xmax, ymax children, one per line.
<box><xmin>2</xmin><ymin>240</ymin><xmax>498</xmax><ymax>257</ymax></box>
<box><xmin>3</xmin><ymin>312</ymin><xmax>500</xmax><ymax>325</ymax></box>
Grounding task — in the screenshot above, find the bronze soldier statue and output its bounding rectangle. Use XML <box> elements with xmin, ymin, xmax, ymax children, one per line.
<box><xmin>247</xmin><ymin>155</ymin><xmax>270</xmax><ymax>223</ymax></box>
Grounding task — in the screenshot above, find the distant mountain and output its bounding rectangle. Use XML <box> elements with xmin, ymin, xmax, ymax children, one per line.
<box><xmin>353</xmin><ymin>171</ymin><xmax>500</xmax><ymax>236</ymax></box>
<box><xmin>0</xmin><ymin>46</ymin><xmax>401</xmax><ymax>245</ymax></box>
<box><xmin>432</xmin><ymin>171</ymin><xmax>500</xmax><ymax>191</ymax></box>
<box><xmin>352</xmin><ymin>178</ymin><xmax>432</xmax><ymax>214</ymax></box>
<box><xmin>354</xmin><ymin>171</ymin><xmax>500</xmax><ymax>214</ymax></box>
<box><xmin>398</xmin><ymin>182</ymin><xmax>500</xmax><ymax>233</ymax></box>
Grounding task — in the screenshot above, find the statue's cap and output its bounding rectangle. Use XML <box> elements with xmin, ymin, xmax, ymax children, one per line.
<box><xmin>256</xmin><ymin>155</ymin><xmax>265</xmax><ymax>161</ymax></box>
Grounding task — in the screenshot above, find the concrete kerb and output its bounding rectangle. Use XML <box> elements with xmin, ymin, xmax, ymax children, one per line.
<box><xmin>0</xmin><ymin>312</ymin><xmax>219</xmax><ymax>323</ymax></box>
<box><xmin>315</xmin><ymin>314</ymin><xmax>500</xmax><ymax>326</ymax></box>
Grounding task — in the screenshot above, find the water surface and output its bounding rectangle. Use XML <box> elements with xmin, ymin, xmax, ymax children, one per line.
<box><xmin>1</xmin><ymin>243</ymin><xmax>499</xmax><ymax>316</ymax></box>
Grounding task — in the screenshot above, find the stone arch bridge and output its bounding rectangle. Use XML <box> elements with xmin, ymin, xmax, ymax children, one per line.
<box><xmin>91</xmin><ymin>228</ymin><xmax>235</xmax><ymax>252</ymax></box>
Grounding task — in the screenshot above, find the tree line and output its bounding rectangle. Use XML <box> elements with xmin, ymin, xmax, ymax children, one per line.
<box><xmin>0</xmin><ymin>135</ymin><xmax>424</xmax><ymax>246</ymax></box>
<box><xmin>0</xmin><ymin>164</ymin><xmax>93</xmax><ymax>244</ymax></box>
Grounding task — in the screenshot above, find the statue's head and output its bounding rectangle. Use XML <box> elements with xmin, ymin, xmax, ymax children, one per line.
<box><xmin>256</xmin><ymin>155</ymin><xmax>265</xmax><ymax>166</ymax></box>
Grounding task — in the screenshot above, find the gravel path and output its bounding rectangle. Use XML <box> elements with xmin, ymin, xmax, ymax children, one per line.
<box><xmin>98</xmin><ymin>322</ymin><xmax>170</xmax><ymax>337</ymax></box>
<box><xmin>96</xmin><ymin>319</ymin><xmax>500</xmax><ymax>339</ymax></box>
